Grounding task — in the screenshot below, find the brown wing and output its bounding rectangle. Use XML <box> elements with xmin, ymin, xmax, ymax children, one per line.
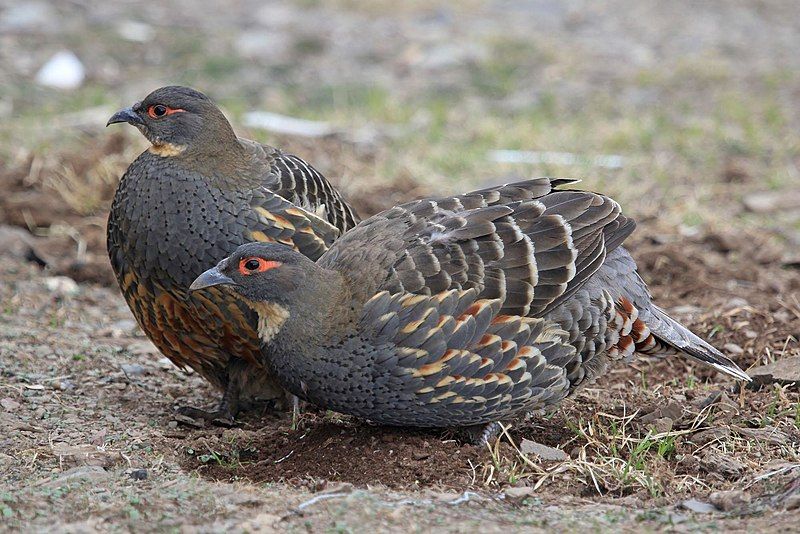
<box><xmin>306</xmin><ymin>179</ymin><xmax>640</xmax><ymax>424</ymax></box>
<box><xmin>242</xmin><ymin>139</ymin><xmax>359</xmax><ymax>235</ymax></box>
<box><xmin>319</xmin><ymin>178</ymin><xmax>635</xmax><ymax>316</ymax></box>
<box><xmin>348</xmin><ymin>288</ymin><xmax>574</xmax><ymax>426</ymax></box>
<box><xmin>245</xmin><ymin>188</ymin><xmax>339</xmax><ymax>261</ymax></box>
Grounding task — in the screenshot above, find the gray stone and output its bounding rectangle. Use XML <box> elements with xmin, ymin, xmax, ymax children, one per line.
<box><xmin>121</xmin><ymin>364</ymin><xmax>147</xmax><ymax>376</ymax></box>
<box><xmin>681</xmin><ymin>499</ymin><xmax>718</xmax><ymax>514</ymax></box>
<box><xmin>708</xmin><ymin>490</ymin><xmax>750</xmax><ymax>512</ymax></box>
<box><xmin>743</xmin><ymin>190</ymin><xmax>800</xmax><ymax>213</ymax></box>
<box><xmin>129</xmin><ymin>468</ymin><xmax>148</xmax><ymax>481</ymax></box>
<box><xmin>640</xmin><ymin>401</ymin><xmax>683</xmax><ymax>425</ymax></box>
<box><xmin>38</xmin><ymin>465</ymin><xmax>109</xmax><ymax>487</ymax></box>
<box><xmin>723</xmin><ymin>343</ymin><xmax>744</xmax><ymax>355</ymax></box>
<box><xmin>504</xmin><ymin>486</ymin><xmax>536</xmax><ymax>501</ymax></box>
<box><xmin>700</xmin><ymin>451</ymin><xmax>746</xmax><ymax>479</ymax></box>
<box><xmin>520</xmin><ymin>439</ymin><xmax>569</xmax><ymax>461</ymax></box>
<box><xmin>44</xmin><ymin>276</ymin><xmax>79</xmax><ymax>297</ymax></box>
<box><xmin>733</xmin><ymin>425</ymin><xmax>790</xmax><ymax>445</ymax></box>
<box><xmin>691</xmin><ymin>427</ymin><xmax>730</xmax><ymax>446</ymax></box>
<box><xmin>0</xmin><ymin>398</ymin><xmax>20</xmax><ymax>411</ymax></box>
<box><xmin>115</xmin><ymin>20</ymin><xmax>154</xmax><ymax>42</ymax></box>
<box><xmin>748</xmin><ymin>357</ymin><xmax>800</xmax><ymax>389</ymax></box>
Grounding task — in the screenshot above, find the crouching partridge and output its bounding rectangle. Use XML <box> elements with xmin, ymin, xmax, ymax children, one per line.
<box><xmin>106</xmin><ymin>86</ymin><xmax>359</xmax><ymax>422</ymax></box>
<box><xmin>191</xmin><ymin>178</ymin><xmax>749</xmax><ymax>439</ymax></box>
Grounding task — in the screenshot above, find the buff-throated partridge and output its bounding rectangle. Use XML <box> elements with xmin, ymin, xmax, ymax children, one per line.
<box><xmin>190</xmin><ymin>178</ymin><xmax>749</xmax><ymax>439</ymax></box>
<box><xmin>106</xmin><ymin>86</ymin><xmax>358</xmax><ymax>421</ymax></box>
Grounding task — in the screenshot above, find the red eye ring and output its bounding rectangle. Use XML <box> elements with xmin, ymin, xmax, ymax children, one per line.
<box><xmin>147</xmin><ymin>105</ymin><xmax>185</xmax><ymax>119</ymax></box>
<box><xmin>238</xmin><ymin>257</ymin><xmax>281</xmax><ymax>275</ymax></box>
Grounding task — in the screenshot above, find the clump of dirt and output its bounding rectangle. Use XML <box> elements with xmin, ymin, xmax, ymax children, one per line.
<box><xmin>0</xmin><ymin>133</ymin><xmax>130</xmax><ymax>286</ymax></box>
<box><xmin>184</xmin><ymin>414</ymin><xmax>484</xmax><ymax>490</ymax></box>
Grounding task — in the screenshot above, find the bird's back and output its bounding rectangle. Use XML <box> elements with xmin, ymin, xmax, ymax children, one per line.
<box><xmin>286</xmin><ymin>178</ymin><xmax>748</xmax><ymax>427</ymax></box>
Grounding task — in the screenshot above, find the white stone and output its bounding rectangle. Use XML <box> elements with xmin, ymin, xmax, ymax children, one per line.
<box><xmin>35</xmin><ymin>51</ymin><xmax>85</xmax><ymax>90</ymax></box>
<box><xmin>44</xmin><ymin>276</ymin><xmax>79</xmax><ymax>297</ymax></box>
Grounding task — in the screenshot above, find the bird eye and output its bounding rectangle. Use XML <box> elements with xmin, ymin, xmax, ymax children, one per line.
<box><xmin>148</xmin><ymin>105</ymin><xmax>168</xmax><ymax>118</ymax></box>
<box><xmin>238</xmin><ymin>257</ymin><xmax>282</xmax><ymax>275</ymax></box>
<box><xmin>145</xmin><ymin>104</ymin><xmax>185</xmax><ymax>119</ymax></box>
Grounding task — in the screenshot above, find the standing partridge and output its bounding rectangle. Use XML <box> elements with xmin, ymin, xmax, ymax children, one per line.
<box><xmin>106</xmin><ymin>86</ymin><xmax>358</xmax><ymax>421</ymax></box>
<box><xmin>190</xmin><ymin>178</ymin><xmax>749</xmax><ymax>439</ymax></box>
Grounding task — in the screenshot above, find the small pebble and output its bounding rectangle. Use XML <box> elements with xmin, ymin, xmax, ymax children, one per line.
<box><xmin>504</xmin><ymin>486</ymin><xmax>536</xmax><ymax>501</ymax></box>
<box><xmin>723</xmin><ymin>343</ymin><xmax>744</xmax><ymax>355</ymax></box>
<box><xmin>35</xmin><ymin>51</ymin><xmax>85</xmax><ymax>90</ymax></box>
<box><xmin>173</xmin><ymin>414</ymin><xmax>203</xmax><ymax>428</ymax></box>
<box><xmin>129</xmin><ymin>468</ymin><xmax>148</xmax><ymax>481</ymax></box>
<box><xmin>0</xmin><ymin>398</ymin><xmax>20</xmax><ymax>411</ymax></box>
<box><xmin>121</xmin><ymin>363</ymin><xmax>147</xmax><ymax>376</ymax></box>
<box><xmin>709</xmin><ymin>490</ymin><xmax>750</xmax><ymax>512</ymax></box>
<box><xmin>55</xmin><ymin>380</ymin><xmax>75</xmax><ymax>391</ymax></box>
<box><xmin>520</xmin><ymin>439</ymin><xmax>569</xmax><ymax>461</ymax></box>
<box><xmin>681</xmin><ymin>498</ymin><xmax>718</xmax><ymax>514</ymax></box>
<box><xmin>44</xmin><ymin>276</ymin><xmax>79</xmax><ymax>297</ymax></box>
<box><xmin>648</xmin><ymin>417</ymin><xmax>674</xmax><ymax>434</ymax></box>
<box><xmin>116</xmin><ymin>20</ymin><xmax>154</xmax><ymax>42</ymax></box>
<box><xmin>691</xmin><ymin>427</ymin><xmax>730</xmax><ymax>446</ymax></box>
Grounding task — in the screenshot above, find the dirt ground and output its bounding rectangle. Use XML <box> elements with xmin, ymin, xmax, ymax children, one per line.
<box><xmin>2</xmin><ymin>0</ymin><xmax>800</xmax><ymax>532</ymax></box>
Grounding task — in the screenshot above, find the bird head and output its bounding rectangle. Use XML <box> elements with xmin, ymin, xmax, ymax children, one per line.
<box><xmin>189</xmin><ymin>242</ymin><xmax>314</xmax><ymax>306</ymax></box>
<box><xmin>106</xmin><ymin>85</ymin><xmax>236</xmax><ymax>156</ymax></box>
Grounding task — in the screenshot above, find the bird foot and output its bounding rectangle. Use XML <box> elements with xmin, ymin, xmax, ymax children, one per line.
<box><xmin>458</xmin><ymin>422</ymin><xmax>503</xmax><ymax>446</ymax></box>
<box><xmin>176</xmin><ymin>405</ymin><xmax>236</xmax><ymax>427</ymax></box>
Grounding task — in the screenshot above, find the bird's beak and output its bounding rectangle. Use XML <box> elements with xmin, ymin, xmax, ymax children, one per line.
<box><xmin>190</xmin><ymin>267</ymin><xmax>236</xmax><ymax>291</ymax></box>
<box><xmin>106</xmin><ymin>106</ymin><xmax>144</xmax><ymax>127</ymax></box>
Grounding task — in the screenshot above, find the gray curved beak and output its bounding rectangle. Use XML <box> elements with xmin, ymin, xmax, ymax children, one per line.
<box><xmin>190</xmin><ymin>267</ymin><xmax>235</xmax><ymax>291</ymax></box>
<box><xmin>106</xmin><ymin>106</ymin><xmax>144</xmax><ymax>127</ymax></box>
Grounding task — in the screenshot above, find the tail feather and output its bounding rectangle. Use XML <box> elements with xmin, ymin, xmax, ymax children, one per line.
<box><xmin>585</xmin><ymin>246</ymin><xmax>750</xmax><ymax>382</ymax></box>
<box><xmin>645</xmin><ymin>305</ymin><xmax>751</xmax><ymax>382</ymax></box>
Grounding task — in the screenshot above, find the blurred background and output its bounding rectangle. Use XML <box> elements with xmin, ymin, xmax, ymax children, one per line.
<box><xmin>2</xmin><ymin>0</ymin><xmax>799</xmax><ymax>288</ymax></box>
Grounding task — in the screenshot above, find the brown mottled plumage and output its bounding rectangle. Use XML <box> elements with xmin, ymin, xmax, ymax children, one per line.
<box><xmin>191</xmin><ymin>179</ymin><xmax>749</xmax><ymax>437</ymax></box>
<box><xmin>106</xmin><ymin>86</ymin><xmax>358</xmax><ymax>420</ymax></box>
